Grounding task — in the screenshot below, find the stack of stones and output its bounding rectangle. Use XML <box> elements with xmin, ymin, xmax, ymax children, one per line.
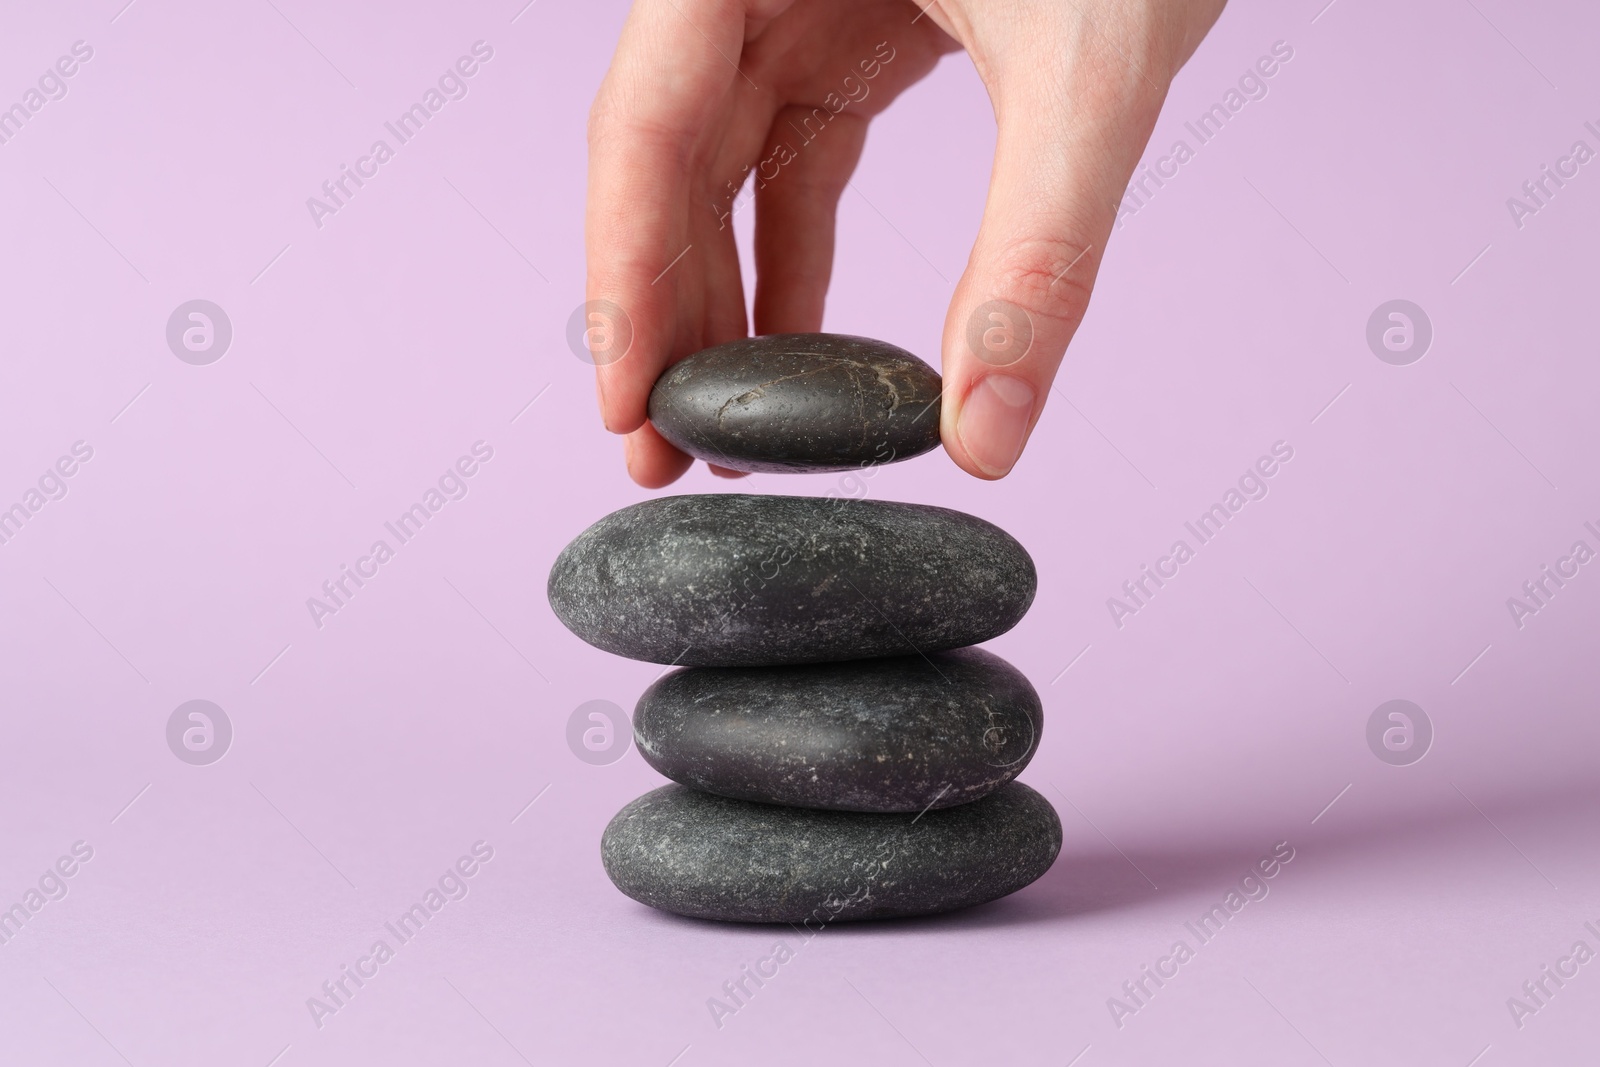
<box><xmin>548</xmin><ymin>334</ymin><xmax>1060</xmax><ymax>923</ymax></box>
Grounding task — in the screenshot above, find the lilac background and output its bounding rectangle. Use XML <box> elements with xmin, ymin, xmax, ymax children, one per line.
<box><xmin>2</xmin><ymin>0</ymin><xmax>1598</xmax><ymax>1063</ymax></box>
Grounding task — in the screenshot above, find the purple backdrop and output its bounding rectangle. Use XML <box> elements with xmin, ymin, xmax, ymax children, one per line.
<box><xmin>1</xmin><ymin>0</ymin><xmax>1597</xmax><ymax>1063</ymax></box>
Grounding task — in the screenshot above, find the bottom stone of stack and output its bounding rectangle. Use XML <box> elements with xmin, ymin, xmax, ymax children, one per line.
<box><xmin>601</xmin><ymin>782</ymin><xmax>1061</xmax><ymax>923</ymax></box>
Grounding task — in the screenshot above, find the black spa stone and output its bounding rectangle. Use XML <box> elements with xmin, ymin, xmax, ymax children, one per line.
<box><xmin>546</xmin><ymin>494</ymin><xmax>1036</xmax><ymax>666</ymax></box>
<box><xmin>647</xmin><ymin>333</ymin><xmax>941</xmax><ymax>473</ymax></box>
<box><xmin>634</xmin><ymin>648</ymin><xmax>1042</xmax><ymax>812</ymax></box>
<box><xmin>600</xmin><ymin>781</ymin><xmax>1061</xmax><ymax>923</ymax></box>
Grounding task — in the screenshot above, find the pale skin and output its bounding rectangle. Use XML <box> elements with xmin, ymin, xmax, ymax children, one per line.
<box><xmin>586</xmin><ymin>0</ymin><xmax>1227</xmax><ymax>486</ymax></box>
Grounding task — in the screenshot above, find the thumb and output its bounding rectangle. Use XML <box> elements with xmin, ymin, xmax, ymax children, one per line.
<box><xmin>941</xmin><ymin>23</ymin><xmax>1171</xmax><ymax>479</ymax></box>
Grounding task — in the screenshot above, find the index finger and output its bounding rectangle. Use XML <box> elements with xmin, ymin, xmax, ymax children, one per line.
<box><xmin>584</xmin><ymin>0</ymin><xmax>754</xmax><ymax>436</ymax></box>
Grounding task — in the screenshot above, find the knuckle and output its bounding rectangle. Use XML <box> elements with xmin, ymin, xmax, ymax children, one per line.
<box><xmin>588</xmin><ymin>95</ymin><xmax>692</xmax><ymax>175</ymax></box>
<box><xmin>988</xmin><ymin>233</ymin><xmax>1097</xmax><ymax>329</ymax></box>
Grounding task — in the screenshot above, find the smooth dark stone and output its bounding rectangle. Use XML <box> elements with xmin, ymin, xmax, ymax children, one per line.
<box><xmin>547</xmin><ymin>494</ymin><xmax>1035</xmax><ymax>666</ymax></box>
<box><xmin>635</xmin><ymin>648</ymin><xmax>1042</xmax><ymax>812</ymax></box>
<box><xmin>648</xmin><ymin>334</ymin><xmax>941</xmax><ymax>473</ymax></box>
<box><xmin>601</xmin><ymin>781</ymin><xmax>1061</xmax><ymax>923</ymax></box>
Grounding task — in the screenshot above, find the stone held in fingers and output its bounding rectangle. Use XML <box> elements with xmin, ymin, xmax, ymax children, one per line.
<box><xmin>647</xmin><ymin>333</ymin><xmax>942</xmax><ymax>473</ymax></box>
<box><xmin>600</xmin><ymin>781</ymin><xmax>1061</xmax><ymax>923</ymax></box>
<box><xmin>634</xmin><ymin>648</ymin><xmax>1043</xmax><ymax>812</ymax></box>
<box><xmin>547</xmin><ymin>493</ymin><xmax>1036</xmax><ymax>667</ymax></box>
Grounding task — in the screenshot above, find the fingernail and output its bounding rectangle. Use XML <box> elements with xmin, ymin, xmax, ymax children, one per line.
<box><xmin>956</xmin><ymin>374</ymin><xmax>1035</xmax><ymax>477</ymax></box>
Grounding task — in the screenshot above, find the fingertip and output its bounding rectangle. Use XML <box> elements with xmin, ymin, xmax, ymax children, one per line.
<box><xmin>595</xmin><ymin>345</ymin><xmax>653</xmax><ymax>436</ymax></box>
<box><xmin>707</xmin><ymin>464</ymin><xmax>749</xmax><ymax>479</ymax></box>
<box><xmin>939</xmin><ymin>244</ymin><xmax>1093</xmax><ymax>481</ymax></box>
<box><xmin>624</xmin><ymin>422</ymin><xmax>694</xmax><ymax>488</ymax></box>
<box><xmin>604</xmin><ymin>407</ymin><xmax>648</xmax><ymax>437</ymax></box>
<box><xmin>939</xmin><ymin>287</ymin><xmax>1056</xmax><ymax>481</ymax></box>
<box><xmin>944</xmin><ymin>372</ymin><xmax>1037</xmax><ymax>479</ymax></box>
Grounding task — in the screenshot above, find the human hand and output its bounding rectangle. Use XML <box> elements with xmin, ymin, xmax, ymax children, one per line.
<box><xmin>585</xmin><ymin>0</ymin><xmax>1226</xmax><ymax>486</ymax></box>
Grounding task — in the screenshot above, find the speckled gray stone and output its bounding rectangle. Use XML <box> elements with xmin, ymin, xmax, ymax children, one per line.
<box><xmin>547</xmin><ymin>494</ymin><xmax>1036</xmax><ymax>666</ymax></box>
<box><xmin>648</xmin><ymin>334</ymin><xmax>941</xmax><ymax>473</ymax></box>
<box><xmin>634</xmin><ymin>648</ymin><xmax>1042</xmax><ymax>812</ymax></box>
<box><xmin>601</xmin><ymin>781</ymin><xmax>1061</xmax><ymax>923</ymax></box>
